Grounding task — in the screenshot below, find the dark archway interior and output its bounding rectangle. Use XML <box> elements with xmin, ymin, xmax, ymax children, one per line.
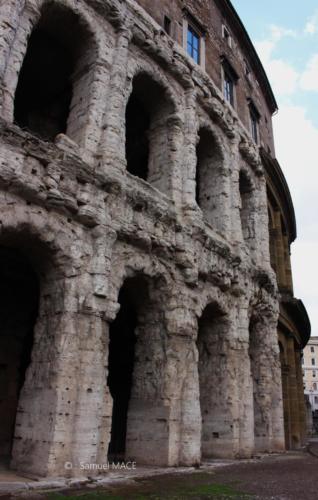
<box><xmin>125</xmin><ymin>73</ymin><xmax>169</xmax><ymax>181</ymax></box>
<box><xmin>0</xmin><ymin>248</ymin><xmax>39</xmax><ymax>464</ymax></box>
<box><xmin>107</xmin><ymin>280</ymin><xmax>138</xmax><ymax>459</ymax></box>
<box><xmin>125</xmin><ymin>94</ymin><xmax>150</xmax><ymax>180</ymax></box>
<box><xmin>14</xmin><ymin>3</ymin><xmax>85</xmax><ymax>141</ymax></box>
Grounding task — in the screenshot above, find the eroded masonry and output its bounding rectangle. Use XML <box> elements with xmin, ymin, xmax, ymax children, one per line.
<box><xmin>0</xmin><ymin>0</ymin><xmax>310</xmax><ymax>477</ymax></box>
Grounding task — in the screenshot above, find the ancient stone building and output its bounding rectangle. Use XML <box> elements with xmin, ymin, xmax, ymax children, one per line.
<box><xmin>0</xmin><ymin>0</ymin><xmax>310</xmax><ymax>478</ymax></box>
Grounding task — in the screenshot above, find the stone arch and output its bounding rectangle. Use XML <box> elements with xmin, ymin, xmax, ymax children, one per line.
<box><xmin>195</xmin><ymin>124</ymin><xmax>226</xmax><ymax>232</ymax></box>
<box><xmin>13</xmin><ymin>1</ymin><xmax>98</xmax><ymax>144</ymax></box>
<box><xmin>125</xmin><ymin>68</ymin><xmax>178</xmax><ymax>195</ymax></box>
<box><xmin>0</xmin><ymin>247</ymin><xmax>39</xmax><ymax>464</ymax></box>
<box><xmin>0</xmin><ymin>201</ymin><xmax>93</xmax><ymax>476</ymax></box>
<box><xmin>239</xmin><ymin>168</ymin><xmax>255</xmax><ymax>244</ymax></box>
<box><xmin>106</xmin><ymin>253</ymin><xmax>173</xmax><ymax>465</ymax></box>
<box><xmin>1</xmin><ymin>0</ymin><xmax>108</xmax><ymax>157</ymax></box>
<box><xmin>196</xmin><ymin>298</ymin><xmax>232</xmax><ymax>458</ymax></box>
<box><xmin>0</xmin><ymin>226</ymin><xmax>63</xmax><ymax>473</ymax></box>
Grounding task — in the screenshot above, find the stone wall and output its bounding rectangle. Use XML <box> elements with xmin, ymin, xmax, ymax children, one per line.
<box><xmin>0</xmin><ymin>0</ymin><xmax>285</xmax><ymax>477</ymax></box>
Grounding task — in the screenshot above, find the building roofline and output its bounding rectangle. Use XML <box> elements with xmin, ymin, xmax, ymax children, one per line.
<box><xmin>218</xmin><ymin>0</ymin><xmax>278</xmax><ymax>114</ymax></box>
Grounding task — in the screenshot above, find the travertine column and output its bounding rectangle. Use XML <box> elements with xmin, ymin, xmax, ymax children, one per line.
<box><xmin>182</xmin><ymin>86</ymin><xmax>199</xmax><ymax>211</ymax></box>
<box><xmin>68</xmin><ymin>314</ymin><xmax>111</xmax><ymax>474</ymax></box>
<box><xmin>11</xmin><ymin>275</ymin><xmax>82</xmax><ymax>476</ymax></box>
<box><xmin>250</xmin><ymin>315</ymin><xmax>284</xmax><ymax>453</ymax></box>
<box><xmin>162</xmin><ymin>297</ymin><xmax>201</xmax><ymax>465</ymax></box>
<box><xmin>198</xmin><ymin>313</ymin><xmax>245</xmax><ymax>458</ymax></box>
<box><xmin>99</xmin><ymin>27</ymin><xmax>132</xmax><ymax>172</ymax></box>
<box><xmin>0</xmin><ymin>0</ymin><xmax>40</xmax><ymax>121</ymax></box>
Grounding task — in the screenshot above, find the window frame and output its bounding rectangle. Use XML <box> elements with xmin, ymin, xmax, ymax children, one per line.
<box><xmin>221</xmin><ymin>58</ymin><xmax>238</xmax><ymax>108</ymax></box>
<box><xmin>249</xmin><ymin>101</ymin><xmax>260</xmax><ymax>144</ymax></box>
<box><xmin>182</xmin><ymin>10</ymin><xmax>206</xmax><ymax>69</ymax></box>
<box><xmin>223</xmin><ymin>70</ymin><xmax>234</xmax><ymax>106</ymax></box>
<box><xmin>187</xmin><ymin>24</ymin><xmax>200</xmax><ymax>64</ymax></box>
<box><xmin>222</xmin><ymin>24</ymin><xmax>232</xmax><ymax>48</ymax></box>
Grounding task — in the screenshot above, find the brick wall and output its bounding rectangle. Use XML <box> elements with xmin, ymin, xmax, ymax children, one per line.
<box><xmin>136</xmin><ymin>0</ymin><xmax>276</xmax><ymax>156</ymax></box>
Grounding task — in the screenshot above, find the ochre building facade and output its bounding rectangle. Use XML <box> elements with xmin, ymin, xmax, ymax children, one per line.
<box><xmin>0</xmin><ymin>0</ymin><xmax>310</xmax><ymax>477</ymax></box>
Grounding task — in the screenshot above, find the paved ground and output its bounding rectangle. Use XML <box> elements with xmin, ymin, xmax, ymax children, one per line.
<box><xmin>1</xmin><ymin>448</ymin><xmax>318</xmax><ymax>499</ymax></box>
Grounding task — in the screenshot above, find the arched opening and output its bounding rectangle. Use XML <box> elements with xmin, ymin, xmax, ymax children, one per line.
<box><xmin>14</xmin><ymin>2</ymin><xmax>92</xmax><ymax>142</ymax></box>
<box><xmin>197</xmin><ymin>302</ymin><xmax>229</xmax><ymax>457</ymax></box>
<box><xmin>107</xmin><ymin>274</ymin><xmax>169</xmax><ymax>464</ymax></box>
<box><xmin>107</xmin><ymin>275</ymin><xmax>150</xmax><ymax>461</ymax></box>
<box><xmin>239</xmin><ymin>170</ymin><xmax>254</xmax><ymax>242</ymax></box>
<box><xmin>0</xmin><ymin>248</ymin><xmax>39</xmax><ymax>466</ymax></box>
<box><xmin>195</xmin><ymin>127</ymin><xmax>224</xmax><ymax>229</ymax></box>
<box><xmin>107</xmin><ymin>279</ymin><xmax>139</xmax><ymax>460</ymax></box>
<box><xmin>125</xmin><ymin>73</ymin><xmax>174</xmax><ymax>193</ymax></box>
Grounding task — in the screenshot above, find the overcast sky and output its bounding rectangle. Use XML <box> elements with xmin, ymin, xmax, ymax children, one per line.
<box><xmin>231</xmin><ymin>0</ymin><xmax>318</xmax><ymax>338</ymax></box>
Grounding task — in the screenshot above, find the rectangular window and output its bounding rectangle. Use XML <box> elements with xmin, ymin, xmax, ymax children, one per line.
<box><xmin>222</xmin><ymin>58</ymin><xmax>238</xmax><ymax>108</ymax></box>
<box><xmin>313</xmin><ymin>371</ymin><xmax>316</xmax><ymax>377</ymax></box>
<box><xmin>222</xmin><ymin>25</ymin><xmax>232</xmax><ymax>47</ymax></box>
<box><xmin>311</xmin><ymin>346</ymin><xmax>315</xmax><ymax>352</ymax></box>
<box><xmin>187</xmin><ymin>25</ymin><xmax>200</xmax><ymax>64</ymax></box>
<box><xmin>164</xmin><ymin>15</ymin><xmax>171</xmax><ymax>35</ymax></box>
<box><xmin>224</xmin><ymin>71</ymin><xmax>234</xmax><ymax>106</ymax></box>
<box><xmin>249</xmin><ymin>102</ymin><xmax>260</xmax><ymax>144</ymax></box>
<box><xmin>315</xmin><ymin>396</ymin><xmax>318</xmax><ymax>404</ymax></box>
<box><xmin>312</xmin><ymin>358</ymin><xmax>316</xmax><ymax>366</ymax></box>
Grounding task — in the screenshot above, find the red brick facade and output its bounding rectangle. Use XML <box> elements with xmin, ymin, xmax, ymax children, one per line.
<box><xmin>136</xmin><ymin>0</ymin><xmax>276</xmax><ymax>156</ymax></box>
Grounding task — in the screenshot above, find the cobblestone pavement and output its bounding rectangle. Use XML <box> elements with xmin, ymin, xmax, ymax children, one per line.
<box><xmin>1</xmin><ymin>451</ymin><xmax>318</xmax><ymax>499</ymax></box>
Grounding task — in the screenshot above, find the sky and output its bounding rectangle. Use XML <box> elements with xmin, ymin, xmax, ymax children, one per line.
<box><xmin>231</xmin><ymin>1</ymin><xmax>318</xmax><ymax>338</ymax></box>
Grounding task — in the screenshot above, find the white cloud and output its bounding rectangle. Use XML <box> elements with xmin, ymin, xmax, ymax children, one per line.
<box><xmin>305</xmin><ymin>11</ymin><xmax>318</xmax><ymax>35</ymax></box>
<box><xmin>299</xmin><ymin>53</ymin><xmax>318</xmax><ymax>91</ymax></box>
<box><xmin>265</xmin><ymin>59</ymin><xmax>299</xmax><ymax>96</ymax></box>
<box><xmin>269</xmin><ymin>24</ymin><xmax>297</xmax><ymax>42</ymax></box>
<box><xmin>273</xmin><ymin>105</ymin><xmax>318</xmax><ymax>335</ymax></box>
<box><xmin>255</xmin><ymin>26</ymin><xmax>299</xmax><ymax>97</ymax></box>
<box><xmin>255</xmin><ymin>41</ymin><xmax>299</xmax><ymax>97</ymax></box>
